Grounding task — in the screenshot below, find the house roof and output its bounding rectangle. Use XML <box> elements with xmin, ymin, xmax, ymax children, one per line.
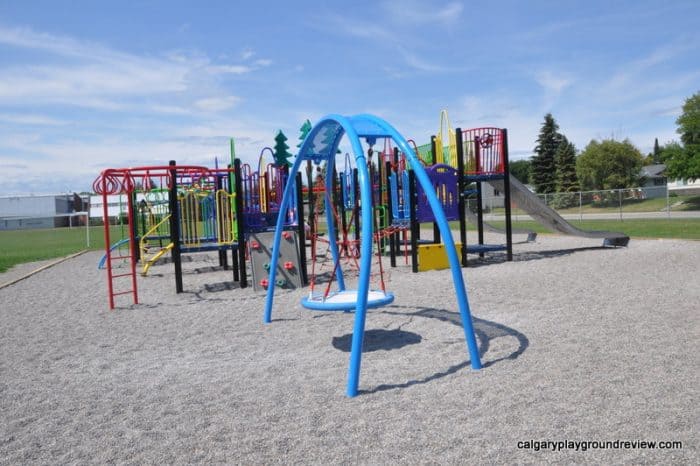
<box><xmin>641</xmin><ymin>164</ymin><xmax>666</xmax><ymax>178</ymax></box>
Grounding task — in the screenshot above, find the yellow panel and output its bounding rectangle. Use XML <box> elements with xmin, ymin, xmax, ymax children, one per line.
<box><xmin>417</xmin><ymin>242</ymin><xmax>462</xmax><ymax>271</ymax></box>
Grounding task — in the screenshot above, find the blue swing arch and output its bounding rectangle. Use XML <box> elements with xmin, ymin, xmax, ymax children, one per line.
<box><xmin>263</xmin><ymin>114</ymin><xmax>482</xmax><ymax>397</ymax></box>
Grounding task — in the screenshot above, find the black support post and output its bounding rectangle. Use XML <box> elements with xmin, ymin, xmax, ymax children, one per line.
<box><xmin>233</xmin><ymin>158</ymin><xmax>247</xmax><ymax>288</ymax></box>
<box><xmin>295</xmin><ymin>171</ymin><xmax>308</xmax><ymax>285</ymax></box>
<box><xmin>409</xmin><ymin>170</ymin><xmax>419</xmax><ymax>273</ymax></box>
<box><xmin>168</xmin><ymin>160</ymin><xmax>183</xmax><ymax>293</ymax></box>
<box><xmin>502</xmin><ymin>129</ymin><xmax>513</xmax><ymax>261</ymax></box>
<box><xmin>456</xmin><ymin>128</ymin><xmax>468</xmax><ymax>267</ymax></box>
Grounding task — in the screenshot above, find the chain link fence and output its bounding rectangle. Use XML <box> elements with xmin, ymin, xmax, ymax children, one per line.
<box><xmin>470</xmin><ymin>185</ymin><xmax>700</xmax><ymax>221</ymax></box>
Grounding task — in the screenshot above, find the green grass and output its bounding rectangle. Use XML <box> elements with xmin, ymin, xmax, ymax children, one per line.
<box><xmin>0</xmin><ymin>226</ymin><xmax>110</xmax><ymax>273</ymax></box>
<box><xmin>2</xmin><ymin>218</ymin><xmax>699</xmax><ymax>273</ymax></box>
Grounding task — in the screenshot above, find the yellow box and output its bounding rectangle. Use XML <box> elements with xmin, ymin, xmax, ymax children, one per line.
<box><xmin>417</xmin><ymin>242</ymin><xmax>462</xmax><ymax>271</ymax></box>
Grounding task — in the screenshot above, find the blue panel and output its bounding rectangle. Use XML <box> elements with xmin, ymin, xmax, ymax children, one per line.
<box><xmin>347</xmin><ymin>116</ymin><xmax>392</xmax><ymax>139</ymax></box>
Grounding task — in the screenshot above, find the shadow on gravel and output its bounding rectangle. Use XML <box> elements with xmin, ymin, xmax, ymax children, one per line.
<box><xmin>465</xmin><ymin>245</ymin><xmax>609</xmax><ymax>268</ymax></box>
<box><xmin>332</xmin><ymin>328</ymin><xmax>422</xmax><ymax>353</ymax></box>
<box><xmin>204</xmin><ymin>281</ymin><xmax>240</xmax><ymax>292</ymax></box>
<box><xmin>343</xmin><ymin>306</ymin><xmax>529</xmax><ymax>395</ymax></box>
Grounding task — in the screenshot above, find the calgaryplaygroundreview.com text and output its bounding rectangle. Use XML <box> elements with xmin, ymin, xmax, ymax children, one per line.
<box><xmin>517</xmin><ymin>439</ymin><xmax>683</xmax><ymax>452</ymax></box>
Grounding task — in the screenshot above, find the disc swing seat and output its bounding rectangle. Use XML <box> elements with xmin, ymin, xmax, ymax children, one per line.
<box><xmin>302</xmin><ymin>150</ymin><xmax>394</xmax><ymax>311</ymax></box>
<box><xmin>263</xmin><ymin>114</ymin><xmax>482</xmax><ymax>398</ymax></box>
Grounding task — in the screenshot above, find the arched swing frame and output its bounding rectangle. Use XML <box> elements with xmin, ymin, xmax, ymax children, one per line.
<box><xmin>263</xmin><ymin>114</ymin><xmax>482</xmax><ymax>397</ymax></box>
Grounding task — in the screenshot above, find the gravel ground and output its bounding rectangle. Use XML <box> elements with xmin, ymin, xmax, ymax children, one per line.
<box><xmin>1</xmin><ymin>233</ymin><xmax>697</xmax><ymax>464</ymax></box>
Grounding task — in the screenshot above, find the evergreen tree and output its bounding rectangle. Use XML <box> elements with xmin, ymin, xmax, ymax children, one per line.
<box><xmin>555</xmin><ymin>136</ymin><xmax>580</xmax><ymax>192</ymax></box>
<box><xmin>653</xmin><ymin>138</ymin><xmax>662</xmax><ymax>164</ymax></box>
<box><xmin>531</xmin><ymin>113</ymin><xmax>561</xmax><ymax>194</ymax></box>
<box><xmin>297</xmin><ymin>119</ymin><xmax>312</xmax><ymax>149</ymax></box>
<box><xmin>273</xmin><ymin>130</ymin><xmax>293</xmax><ymax>167</ymax></box>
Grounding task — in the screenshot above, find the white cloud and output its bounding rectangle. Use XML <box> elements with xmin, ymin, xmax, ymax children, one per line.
<box><xmin>0</xmin><ymin>25</ymin><xmax>269</xmax><ymax>113</ymax></box>
<box><xmin>0</xmin><ymin>113</ymin><xmax>69</xmax><ymax>126</ymax></box>
<box><xmin>194</xmin><ymin>96</ymin><xmax>241</xmax><ymax>113</ymax></box>
<box><xmin>382</xmin><ymin>1</ymin><xmax>463</xmax><ymax>25</ymax></box>
<box><xmin>209</xmin><ymin>64</ymin><xmax>253</xmax><ymax>75</ymax></box>
<box><xmin>397</xmin><ymin>47</ymin><xmax>448</xmax><ymax>73</ymax></box>
<box><xmin>534</xmin><ymin>71</ymin><xmax>572</xmax><ymax>96</ymax></box>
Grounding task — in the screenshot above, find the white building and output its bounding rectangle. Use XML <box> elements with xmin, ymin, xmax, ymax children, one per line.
<box><xmin>0</xmin><ymin>193</ymin><xmax>88</xmax><ymax>230</ymax></box>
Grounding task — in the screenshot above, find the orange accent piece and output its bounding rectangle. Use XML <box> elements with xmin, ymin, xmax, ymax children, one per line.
<box><xmin>282</xmin><ymin>231</ymin><xmax>291</xmax><ymax>240</ymax></box>
<box><xmin>251</xmin><ymin>240</ymin><xmax>260</xmax><ymax>249</ymax></box>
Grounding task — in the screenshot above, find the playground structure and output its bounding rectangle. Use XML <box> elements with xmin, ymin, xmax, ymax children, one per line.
<box><xmin>93</xmin><ymin>148</ymin><xmax>305</xmax><ymax>309</ymax></box>
<box><xmin>93</xmin><ymin>110</ymin><xmax>628</xmax><ymax>313</ymax></box>
<box><xmin>400</xmin><ymin>111</ymin><xmax>628</xmax><ymax>269</ymax></box>
<box><xmin>91</xmin><ymin>111</ymin><xmax>631</xmax><ymax>397</ymax></box>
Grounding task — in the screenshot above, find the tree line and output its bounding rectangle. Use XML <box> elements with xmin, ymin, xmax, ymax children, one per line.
<box><xmin>512</xmin><ymin>91</ymin><xmax>700</xmax><ymax>195</ymax></box>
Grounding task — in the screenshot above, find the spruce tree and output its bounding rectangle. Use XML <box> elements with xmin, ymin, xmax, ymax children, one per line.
<box><xmin>555</xmin><ymin>136</ymin><xmax>580</xmax><ymax>192</ymax></box>
<box><xmin>531</xmin><ymin>113</ymin><xmax>561</xmax><ymax>194</ymax></box>
<box><xmin>273</xmin><ymin>130</ymin><xmax>293</xmax><ymax>167</ymax></box>
<box><xmin>297</xmin><ymin>119</ymin><xmax>312</xmax><ymax>149</ymax></box>
<box><xmin>653</xmin><ymin>138</ymin><xmax>661</xmax><ymax>164</ymax></box>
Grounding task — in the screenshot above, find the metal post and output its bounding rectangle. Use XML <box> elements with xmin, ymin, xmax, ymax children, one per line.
<box><xmin>455</xmin><ymin>128</ymin><xmax>468</xmax><ymax>267</ymax></box>
<box><xmin>618</xmin><ymin>189</ymin><xmax>623</xmax><ymax>221</ymax></box>
<box><xmin>168</xmin><ymin>160</ymin><xmax>183</xmax><ymax>293</ymax></box>
<box><xmin>501</xmin><ymin>129</ymin><xmax>513</xmax><ymax>261</ymax></box>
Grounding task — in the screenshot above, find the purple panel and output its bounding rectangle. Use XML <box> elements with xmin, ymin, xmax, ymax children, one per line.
<box><xmin>415</xmin><ymin>164</ymin><xmax>459</xmax><ymax>222</ymax></box>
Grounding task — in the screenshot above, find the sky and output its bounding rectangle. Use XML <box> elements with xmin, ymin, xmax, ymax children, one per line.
<box><xmin>0</xmin><ymin>0</ymin><xmax>698</xmax><ymax>195</ymax></box>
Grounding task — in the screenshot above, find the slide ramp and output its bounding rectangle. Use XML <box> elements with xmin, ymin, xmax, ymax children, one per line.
<box><xmin>463</xmin><ymin>207</ymin><xmax>537</xmax><ymax>241</ymax></box>
<box><xmin>141</xmin><ymin>243</ymin><xmax>174</xmax><ymax>276</ymax></box>
<box><xmin>488</xmin><ymin>175</ymin><xmax>629</xmax><ymax>247</ymax></box>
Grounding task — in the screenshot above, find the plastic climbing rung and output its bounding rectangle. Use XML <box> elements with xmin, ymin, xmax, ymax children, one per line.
<box><xmin>260</xmin><ymin>278</ymin><xmax>269</xmax><ymax>287</ymax></box>
<box><xmin>251</xmin><ymin>241</ymin><xmax>260</xmax><ymax>249</ymax></box>
<box><xmin>283</xmin><ymin>261</ymin><xmax>294</xmax><ymax>270</ymax></box>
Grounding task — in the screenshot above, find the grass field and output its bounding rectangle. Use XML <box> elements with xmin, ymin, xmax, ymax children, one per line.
<box><xmin>494</xmin><ymin>218</ymin><xmax>700</xmax><ymax>240</ymax></box>
<box><xmin>0</xmin><ymin>226</ymin><xmax>107</xmax><ymax>273</ymax></box>
<box><xmin>1</xmin><ymin>218</ymin><xmax>698</xmax><ymax>273</ymax></box>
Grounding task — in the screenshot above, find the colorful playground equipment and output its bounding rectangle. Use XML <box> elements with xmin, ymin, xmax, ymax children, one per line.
<box><xmin>93</xmin><ymin>162</ymin><xmax>244</xmax><ymax>309</ymax></box>
<box><xmin>264</xmin><ymin>113</ymin><xmax>483</xmax><ymax>397</ymax></box>
<box><xmin>93</xmin><ymin>146</ymin><xmax>305</xmax><ymax>309</ymax></box>
<box><xmin>94</xmin><ymin>110</ymin><xmax>627</xmax><ymax>314</ymax></box>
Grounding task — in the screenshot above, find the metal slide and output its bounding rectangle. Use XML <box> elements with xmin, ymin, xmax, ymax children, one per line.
<box><xmin>488</xmin><ymin>175</ymin><xmax>629</xmax><ymax>247</ymax></box>
<box><xmin>463</xmin><ymin>206</ymin><xmax>537</xmax><ymax>241</ymax></box>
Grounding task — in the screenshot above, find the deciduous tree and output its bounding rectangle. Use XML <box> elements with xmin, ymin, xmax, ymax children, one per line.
<box><xmin>576</xmin><ymin>139</ymin><xmax>644</xmax><ymax>190</ymax></box>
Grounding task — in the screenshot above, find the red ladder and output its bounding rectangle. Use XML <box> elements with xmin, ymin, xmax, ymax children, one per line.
<box><xmin>99</xmin><ymin>187</ymin><xmax>139</xmax><ymax>309</ymax></box>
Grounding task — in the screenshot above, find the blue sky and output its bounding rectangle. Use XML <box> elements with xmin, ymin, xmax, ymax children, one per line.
<box><xmin>0</xmin><ymin>0</ymin><xmax>698</xmax><ymax>194</ymax></box>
